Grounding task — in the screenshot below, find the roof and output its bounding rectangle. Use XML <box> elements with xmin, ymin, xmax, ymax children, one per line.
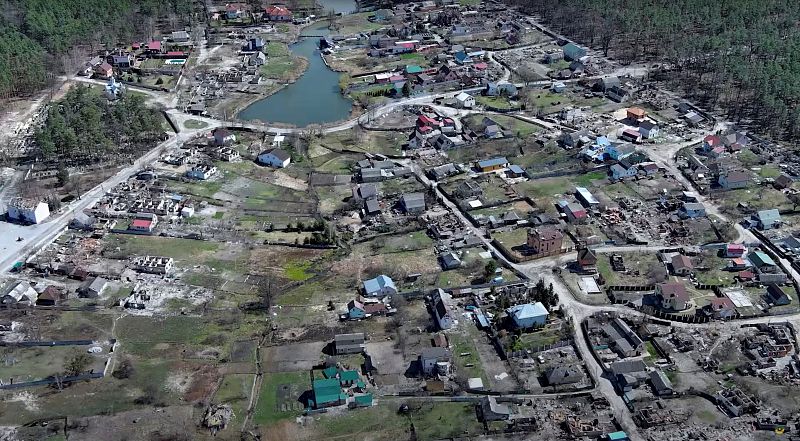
<box><xmin>147</xmin><ymin>40</ymin><xmax>162</xmax><ymax>50</ymax></box>
<box><xmin>363</xmin><ymin>275</ymin><xmax>396</xmax><ymax>293</ymax></box>
<box><xmin>405</xmin><ymin>64</ymin><xmax>423</xmax><ymax>74</ymax></box>
<box><xmin>724</xmin><ymin>170</ymin><xmax>750</xmax><ymax>183</ymax></box>
<box><xmin>683</xmin><ymin>202</ymin><xmax>705</xmax><ymax>212</ymax></box>
<box><xmin>478</xmin><ymin>157</ymin><xmax>509</xmax><ymax>169</ymax></box>
<box><xmin>575</xmin><ymin>187</ymin><xmax>598</xmax><ymax>204</ymax></box>
<box><xmin>263</xmin><ymin>148</ymin><xmax>290</xmax><ymax>161</ymax></box>
<box><xmin>354</xmin><ymin>394</ymin><xmax>373</xmax><ymax>405</ymax></box>
<box><xmin>508</xmin><ymin>165</ymin><xmax>525</xmax><ymax>174</ymax></box>
<box><xmin>88</xmin><ymin>277</ymin><xmax>108</xmax><ymax>292</ymax></box>
<box><xmin>456</xmin><ymin>92</ymin><xmax>471</xmax><ymax>101</ymax></box>
<box><xmin>312</xmin><ymin>378</ymin><xmax>342</xmax><ymax>404</ymax></box>
<box><xmin>131</xmin><ymin>219</ymin><xmax>152</xmax><ymax>228</ymax></box>
<box><xmin>650</xmin><ymin>370</ymin><xmax>673</xmax><ymax>391</ymax></box>
<box><xmin>530</xmin><ymin>227</ymin><xmax>563</xmax><ymax>241</ymax></box>
<box><xmin>401</xmin><ymin>192</ymin><xmax>426</xmax><ymax>210</ymax></box>
<box><xmin>507</xmin><ymin>302</ymin><xmax>548</xmax><ymax>320</ymax></box>
<box><xmin>671</xmin><ymin>254</ymin><xmax>693</xmax><ymax>271</ymax></box>
<box><xmin>757</xmin><ymin>209</ymin><xmax>781</xmax><ymax>225</ymax></box>
<box><xmin>749</xmin><ymin>251</ymin><xmax>776</xmax><ymax>267</ymax></box>
<box><xmin>608</xmin><ymin>431</ymin><xmax>629</xmax><ymax>441</ymax></box>
<box><xmin>609</xmin><ymin>359</ymin><xmax>646</xmax><ymax>375</ymax></box>
<box><xmin>339</xmin><ymin>370</ymin><xmax>359</xmax><ymax>382</ymax></box>
<box><xmin>627</xmin><ymin>107</ymin><xmax>646</xmax><ymax>118</ymax></box>
<box><xmin>420</xmin><ymin>347</ymin><xmax>450</xmax><ymax>360</ymax></box>
<box><xmin>265</xmin><ymin>5</ymin><xmax>291</xmax><ymax>15</ymax></box>
<box><xmin>659</xmin><ymin>282</ymin><xmax>688</xmax><ymax>301</ymax></box>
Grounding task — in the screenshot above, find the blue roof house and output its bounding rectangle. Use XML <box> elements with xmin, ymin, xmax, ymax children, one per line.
<box><xmin>507</xmin><ymin>302</ymin><xmax>549</xmax><ymax>329</ymax></box>
<box><xmin>454</xmin><ymin>51</ymin><xmax>473</xmax><ymax>64</ymax></box>
<box><xmin>756</xmin><ymin>209</ymin><xmax>782</xmax><ymax>230</ymax></box>
<box><xmin>363</xmin><ymin>275</ymin><xmax>397</xmax><ymax>297</ymax></box>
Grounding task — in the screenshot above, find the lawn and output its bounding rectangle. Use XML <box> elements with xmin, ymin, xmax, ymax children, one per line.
<box><xmin>184</xmin><ymin>119</ymin><xmax>209</xmax><ymax>129</ymax></box>
<box><xmin>475</xmin><ymin>95</ymin><xmax>518</xmax><ymax>110</ymax></box>
<box><xmin>758</xmin><ymin>165</ymin><xmax>781</xmax><ymax>179</ymax></box>
<box><xmin>103</xmin><ymin>234</ymin><xmax>219</xmax><ymax>262</ymax></box>
<box><xmin>261</xmin><ymin>42</ymin><xmax>305</xmax><ymax>80</ymax></box>
<box><xmin>488</xmin><ymin>114</ymin><xmax>542</xmax><ymax>138</ymax></box>
<box><xmin>450</xmin><ymin>332</ymin><xmax>487</xmax><ymax>384</ymax></box>
<box><xmin>214</xmin><ymin>373</ymin><xmax>255</xmax><ymax>425</ymax></box>
<box><xmin>253</xmin><ymin>371</ymin><xmax>310</xmax><ymax>425</ymax></box>
<box><xmin>400</xmin><ymin>52</ymin><xmax>425</xmax><ymax>61</ymax></box>
<box><xmin>285</xmin><ymin>261</ymin><xmax>313</xmax><ymax>281</ymax></box>
<box><xmin>306</xmin><ymin>401</ymin><xmax>483</xmax><ymax>441</ymax></box>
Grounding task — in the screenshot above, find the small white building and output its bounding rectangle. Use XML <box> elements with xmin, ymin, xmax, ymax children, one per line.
<box><xmin>455</xmin><ymin>92</ymin><xmax>475</xmax><ymax>108</ymax></box>
<box><xmin>7</xmin><ymin>198</ymin><xmax>50</xmax><ymax>224</ymax></box>
<box><xmin>187</xmin><ymin>164</ymin><xmax>218</xmax><ymax>180</ymax></box>
<box><xmin>212</xmin><ymin>128</ymin><xmax>236</xmax><ymax>146</ymax></box>
<box><xmin>639</xmin><ymin>120</ymin><xmax>659</xmax><ymax>139</ymax></box>
<box><xmin>257</xmin><ymin>148</ymin><xmax>291</xmax><ymax>168</ymax></box>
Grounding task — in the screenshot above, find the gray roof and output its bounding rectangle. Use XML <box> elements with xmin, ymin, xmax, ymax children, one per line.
<box><xmin>610</xmin><ymin>359</ymin><xmax>647</xmax><ymax>375</ymax></box>
<box><xmin>402</xmin><ymin>192</ymin><xmax>426</xmax><ymax>210</ymax></box>
<box><xmin>88</xmin><ymin>277</ymin><xmax>108</xmax><ymax>293</ymax></box>
<box><xmin>365</xmin><ymin>197</ymin><xmax>380</xmax><ymax>213</ymax></box>
<box><xmin>420</xmin><ymin>347</ymin><xmax>450</xmax><ymax>360</ymax></box>
<box><xmin>265</xmin><ymin>148</ymin><xmax>290</xmax><ymax>161</ymax></box>
<box><xmin>650</xmin><ymin>370</ymin><xmax>673</xmax><ymax>392</ymax></box>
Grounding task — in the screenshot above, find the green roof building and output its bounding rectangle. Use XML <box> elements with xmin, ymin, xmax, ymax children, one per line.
<box><xmin>352</xmin><ymin>393</ymin><xmax>373</xmax><ymax>408</ymax></box>
<box><xmin>322</xmin><ymin>366</ymin><xmax>338</xmax><ymax>379</ymax></box>
<box><xmin>339</xmin><ymin>369</ymin><xmax>359</xmax><ymax>386</ymax></box>
<box><xmin>312</xmin><ymin>378</ymin><xmax>346</xmax><ymax>408</ymax></box>
<box><xmin>405</xmin><ymin>65</ymin><xmax>423</xmax><ymax>74</ymax></box>
<box><xmin>749</xmin><ymin>251</ymin><xmax>776</xmax><ymax>269</ymax></box>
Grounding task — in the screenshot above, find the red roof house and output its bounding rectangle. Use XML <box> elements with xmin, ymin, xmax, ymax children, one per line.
<box><xmin>265</xmin><ymin>5</ymin><xmax>292</xmax><ymax>21</ymax></box>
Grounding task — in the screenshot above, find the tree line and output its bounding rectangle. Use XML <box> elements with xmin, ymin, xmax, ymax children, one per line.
<box><xmin>34</xmin><ymin>85</ymin><xmax>163</xmax><ymax>162</ymax></box>
<box><xmin>513</xmin><ymin>0</ymin><xmax>800</xmax><ymax>141</ymax></box>
<box><xmin>0</xmin><ymin>0</ymin><xmax>195</xmax><ymax>98</ymax></box>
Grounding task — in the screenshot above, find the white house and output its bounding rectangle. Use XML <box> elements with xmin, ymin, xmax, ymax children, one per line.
<box><xmin>257</xmin><ymin>148</ymin><xmax>291</xmax><ymax>168</ymax></box>
<box><xmin>212</xmin><ymin>128</ymin><xmax>236</xmax><ymax>146</ymax></box>
<box><xmin>455</xmin><ymin>92</ymin><xmax>475</xmax><ymax>108</ymax></box>
<box><xmin>7</xmin><ymin>198</ymin><xmax>50</xmax><ymax>224</ymax></box>
<box><xmin>187</xmin><ymin>164</ymin><xmax>218</xmax><ymax>180</ymax></box>
<box><xmin>639</xmin><ymin>120</ymin><xmax>659</xmax><ymax>139</ymax></box>
<box><xmin>431</xmin><ymin>289</ymin><xmax>455</xmax><ymax>330</ymax></box>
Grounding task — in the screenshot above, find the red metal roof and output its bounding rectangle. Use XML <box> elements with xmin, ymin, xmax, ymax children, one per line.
<box><xmin>147</xmin><ymin>41</ymin><xmax>162</xmax><ymax>50</ymax></box>
<box><xmin>131</xmin><ymin>219</ymin><xmax>152</xmax><ymax>229</ymax></box>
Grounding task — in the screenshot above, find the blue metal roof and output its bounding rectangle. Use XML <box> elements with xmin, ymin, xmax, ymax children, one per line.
<box><xmin>478</xmin><ymin>157</ymin><xmax>508</xmax><ymax>168</ymax></box>
<box><xmin>363</xmin><ymin>275</ymin><xmax>396</xmax><ymax>294</ymax></box>
<box><xmin>508</xmin><ymin>165</ymin><xmax>525</xmax><ymax>174</ymax></box>
<box><xmin>507</xmin><ymin>302</ymin><xmax>548</xmax><ymax>320</ymax></box>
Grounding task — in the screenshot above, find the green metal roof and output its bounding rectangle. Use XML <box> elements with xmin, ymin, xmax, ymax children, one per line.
<box><xmin>339</xmin><ymin>370</ymin><xmax>359</xmax><ymax>382</ymax></box>
<box><xmin>354</xmin><ymin>393</ymin><xmax>373</xmax><ymax>406</ymax></box>
<box><xmin>608</xmin><ymin>431</ymin><xmax>628</xmax><ymax>441</ymax></box>
<box><xmin>313</xmin><ymin>378</ymin><xmax>342</xmax><ymax>405</ymax></box>
<box><xmin>322</xmin><ymin>366</ymin><xmax>338</xmax><ymax>379</ymax></box>
<box><xmin>406</xmin><ymin>65</ymin><xmax>423</xmax><ymax>74</ymax></box>
<box><xmin>750</xmin><ymin>251</ymin><xmax>776</xmax><ymax>267</ymax></box>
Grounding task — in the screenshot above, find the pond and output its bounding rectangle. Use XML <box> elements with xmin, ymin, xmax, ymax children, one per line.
<box><xmin>237</xmin><ymin>2</ymin><xmax>357</xmax><ymax>126</ymax></box>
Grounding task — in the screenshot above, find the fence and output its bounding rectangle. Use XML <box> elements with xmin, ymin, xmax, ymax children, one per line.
<box><xmin>0</xmin><ymin>372</ymin><xmax>104</xmax><ymax>390</ymax></box>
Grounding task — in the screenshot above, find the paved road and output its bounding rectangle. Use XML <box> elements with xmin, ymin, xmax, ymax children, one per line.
<box><xmin>0</xmin><ymin>130</ymin><xmax>203</xmax><ymax>273</ymax></box>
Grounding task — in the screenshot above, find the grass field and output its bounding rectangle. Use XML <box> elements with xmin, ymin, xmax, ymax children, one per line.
<box><xmin>261</xmin><ymin>42</ymin><xmax>305</xmax><ymax>80</ymax></box>
<box><xmin>184</xmin><ymin>119</ymin><xmax>209</xmax><ymax>129</ymax></box>
<box><xmin>253</xmin><ymin>371</ymin><xmax>309</xmax><ymax>425</ymax></box>
<box><xmin>103</xmin><ymin>235</ymin><xmax>219</xmax><ymax>261</ymax></box>
<box><xmin>475</xmin><ymin>95</ymin><xmax>518</xmax><ymax>110</ymax></box>
<box><xmin>303</xmin><ymin>401</ymin><xmax>483</xmax><ymax>440</ymax></box>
